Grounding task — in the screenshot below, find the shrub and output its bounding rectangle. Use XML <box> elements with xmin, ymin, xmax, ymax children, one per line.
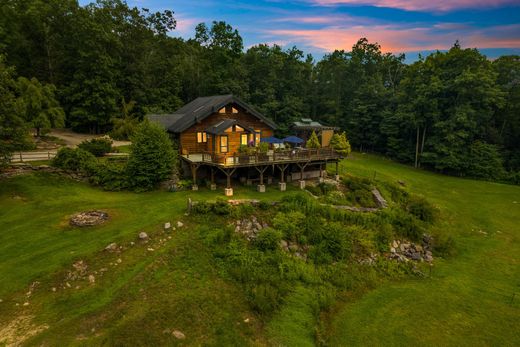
<box><xmin>273</xmin><ymin>211</ymin><xmax>306</xmax><ymax>241</ymax></box>
<box><xmin>248</xmin><ymin>283</ymin><xmax>283</xmax><ymax>314</ymax></box>
<box><xmin>52</xmin><ymin>147</ymin><xmax>97</xmax><ymax>173</ymax></box>
<box><xmin>254</xmin><ymin>228</ymin><xmax>283</xmax><ymax>251</ymax></box>
<box><xmin>192</xmin><ymin>201</ymin><xmax>212</xmax><ymax>214</ymax></box>
<box><xmin>405</xmin><ymin>195</ymin><xmax>437</xmax><ymax>223</ymax></box>
<box><xmin>306</xmin><ymin>131</ymin><xmax>321</xmax><ymax>149</ymax></box>
<box><xmin>89</xmin><ymin>161</ymin><xmax>129</xmax><ymax>191</ymax></box>
<box><xmin>212</xmin><ymin>198</ymin><xmax>231</xmax><ymax>215</ymax></box>
<box><xmin>78</xmin><ymin>138</ymin><xmax>113</xmax><ymax>157</ymax></box>
<box><xmin>126</xmin><ymin>121</ymin><xmax>177</xmax><ymax>191</ymax></box>
<box><xmin>258</xmin><ymin>141</ymin><xmax>269</xmax><ymax>153</ymax></box>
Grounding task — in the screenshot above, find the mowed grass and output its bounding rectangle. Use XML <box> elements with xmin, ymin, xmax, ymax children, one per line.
<box><xmin>0</xmin><ymin>173</ymin><xmax>295</xmax><ymax>345</ymax></box>
<box><xmin>325</xmin><ymin>153</ymin><xmax>520</xmax><ymax>346</ymax></box>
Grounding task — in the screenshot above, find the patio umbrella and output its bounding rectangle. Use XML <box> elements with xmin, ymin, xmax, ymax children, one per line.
<box><xmin>260</xmin><ymin>136</ymin><xmax>283</xmax><ymax>144</ymax></box>
<box><xmin>282</xmin><ymin>136</ymin><xmax>304</xmax><ymax>144</ymax></box>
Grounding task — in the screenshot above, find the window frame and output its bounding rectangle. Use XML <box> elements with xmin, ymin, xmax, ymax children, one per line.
<box><xmin>240</xmin><ymin>133</ymin><xmax>248</xmax><ymax>146</ymax></box>
<box><xmin>197</xmin><ymin>132</ymin><xmax>207</xmax><ymax>143</ymax></box>
<box><xmin>220</xmin><ymin>135</ymin><xmax>228</xmax><ymax>153</ymax></box>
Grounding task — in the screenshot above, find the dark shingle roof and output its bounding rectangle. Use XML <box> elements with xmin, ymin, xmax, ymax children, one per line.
<box><xmin>147</xmin><ymin>114</ymin><xmax>184</xmax><ymax>129</ymax></box>
<box><xmin>205</xmin><ymin>119</ymin><xmax>255</xmax><ymax>135</ymax></box>
<box><xmin>293</xmin><ymin>118</ymin><xmax>338</xmax><ymax>130</ymax></box>
<box><xmin>146</xmin><ymin>95</ymin><xmax>277</xmax><ymax>133</ymax></box>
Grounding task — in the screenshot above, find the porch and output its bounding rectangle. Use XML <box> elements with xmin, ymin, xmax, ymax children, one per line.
<box><xmin>181</xmin><ymin>148</ymin><xmax>341</xmax><ymax>196</ymax></box>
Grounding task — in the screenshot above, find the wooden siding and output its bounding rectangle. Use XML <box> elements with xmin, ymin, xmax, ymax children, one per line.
<box><xmin>180</xmin><ymin>103</ymin><xmax>274</xmax><ymax>154</ymax></box>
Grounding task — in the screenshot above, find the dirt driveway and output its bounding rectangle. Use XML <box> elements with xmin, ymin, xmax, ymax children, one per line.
<box><xmin>49</xmin><ymin>129</ymin><xmax>131</xmax><ymax>148</ymax></box>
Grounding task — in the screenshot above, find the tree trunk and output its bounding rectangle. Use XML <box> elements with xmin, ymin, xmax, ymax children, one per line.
<box><xmin>419</xmin><ymin>125</ymin><xmax>427</xmax><ymax>168</ymax></box>
<box><xmin>414</xmin><ymin>126</ymin><xmax>419</xmax><ymax>168</ymax></box>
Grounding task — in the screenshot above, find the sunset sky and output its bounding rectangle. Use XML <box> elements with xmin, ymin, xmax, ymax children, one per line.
<box><xmin>81</xmin><ymin>0</ymin><xmax>520</xmax><ymax>62</ymax></box>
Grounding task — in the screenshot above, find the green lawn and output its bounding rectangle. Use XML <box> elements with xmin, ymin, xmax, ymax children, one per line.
<box><xmin>325</xmin><ymin>153</ymin><xmax>520</xmax><ymax>346</ymax></box>
<box><xmin>0</xmin><ymin>154</ymin><xmax>518</xmax><ymax>346</ymax></box>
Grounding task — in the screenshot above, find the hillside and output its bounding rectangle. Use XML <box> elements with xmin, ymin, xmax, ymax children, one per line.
<box><xmin>0</xmin><ymin>154</ymin><xmax>518</xmax><ymax>346</ymax></box>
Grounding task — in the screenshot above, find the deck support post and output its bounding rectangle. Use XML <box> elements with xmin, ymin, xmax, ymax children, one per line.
<box><xmin>296</xmin><ymin>161</ymin><xmax>310</xmax><ymax>183</ymax></box>
<box><xmin>217</xmin><ymin>167</ymin><xmax>237</xmax><ymax>196</ymax></box>
<box><xmin>190</xmin><ymin>163</ymin><xmax>200</xmax><ymax>191</ymax></box>
<box><xmin>210</xmin><ymin>167</ymin><xmax>216</xmax><ymax>190</ymax></box>
<box><xmin>319</xmin><ymin>163</ymin><xmax>324</xmax><ymax>183</ymax></box>
<box><xmin>254</xmin><ymin>165</ymin><xmax>268</xmax><ymax>193</ymax></box>
<box><xmin>275</xmin><ymin>164</ymin><xmax>289</xmax><ymax>191</ymax></box>
<box><xmin>335</xmin><ymin>161</ymin><xmax>340</xmax><ymax>181</ymax></box>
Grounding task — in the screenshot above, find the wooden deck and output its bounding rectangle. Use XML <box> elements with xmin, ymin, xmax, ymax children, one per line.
<box><xmin>181</xmin><ymin>148</ymin><xmax>340</xmax><ymax>168</ymax></box>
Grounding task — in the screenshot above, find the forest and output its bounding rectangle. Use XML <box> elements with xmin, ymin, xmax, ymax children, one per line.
<box><xmin>0</xmin><ymin>0</ymin><xmax>519</xmax><ymax>182</ymax></box>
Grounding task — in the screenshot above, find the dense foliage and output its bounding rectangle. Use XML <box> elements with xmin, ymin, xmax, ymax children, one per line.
<box><xmin>191</xmin><ymin>189</ymin><xmax>442</xmax><ymax>319</ymax></box>
<box><xmin>126</xmin><ymin>121</ymin><xmax>176</xmax><ymax>190</ymax></box>
<box><xmin>1</xmin><ymin>0</ymin><xmax>518</xmax><ymax>181</ymax></box>
<box><xmin>78</xmin><ymin>137</ymin><xmax>113</xmax><ymax>157</ymax></box>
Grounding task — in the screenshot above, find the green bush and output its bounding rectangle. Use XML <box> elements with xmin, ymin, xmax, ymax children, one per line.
<box><xmin>89</xmin><ymin>161</ymin><xmax>129</xmax><ymax>191</ymax></box>
<box><xmin>405</xmin><ymin>195</ymin><xmax>438</xmax><ymax>223</ymax></box>
<box><xmin>248</xmin><ymin>283</ymin><xmax>283</xmax><ymax>314</ymax></box>
<box><xmin>258</xmin><ymin>141</ymin><xmax>269</xmax><ymax>153</ymax></box>
<box><xmin>192</xmin><ymin>201</ymin><xmax>212</xmax><ymax>214</ymax></box>
<box><xmin>212</xmin><ymin>198</ymin><xmax>231</xmax><ymax>215</ymax></box>
<box><xmin>126</xmin><ymin>121</ymin><xmax>177</xmax><ymax>191</ymax></box>
<box><xmin>254</xmin><ymin>228</ymin><xmax>283</xmax><ymax>251</ymax></box>
<box><xmin>78</xmin><ymin>137</ymin><xmax>113</xmax><ymax>157</ymax></box>
<box><xmin>52</xmin><ymin>147</ymin><xmax>97</xmax><ymax>173</ymax></box>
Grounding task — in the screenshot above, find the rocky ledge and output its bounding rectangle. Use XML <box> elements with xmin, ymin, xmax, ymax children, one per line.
<box><xmin>388</xmin><ymin>234</ymin><xmax>433</xmax><ymax>263</ymax></box>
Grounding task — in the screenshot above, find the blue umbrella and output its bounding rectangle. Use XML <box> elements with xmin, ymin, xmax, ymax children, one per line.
<box><xmin>282</xmin><ymin>136</ymin><xmax>304</xmax><ymax>144</ymax></box>
<box><xmin>260</xmin><ymin>136</ymin><xmax>283</xmax><ymax>144</ymax></box>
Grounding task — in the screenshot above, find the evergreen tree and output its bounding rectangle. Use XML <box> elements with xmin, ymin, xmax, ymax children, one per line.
<box><xmin>306</xmin><ymin>131</ymin><xmax>321</xmax><ymax>149</ymax></box>
<box><xmin>126</xmin><ymin>121</ymin><xmax>176</xmax><ymax>190</ymax></box>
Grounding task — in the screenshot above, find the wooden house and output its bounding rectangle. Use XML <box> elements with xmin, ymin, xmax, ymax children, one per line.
<box><xmin>147</xmin><ymin>95</ymin><xmax>340</xmax><ymax>196</ymax></box>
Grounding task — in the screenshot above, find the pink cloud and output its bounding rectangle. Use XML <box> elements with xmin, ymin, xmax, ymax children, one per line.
<box><xmin>310</xmin><ymin>0</ymin><xmax>519</xmax><ymax>12</ymax></box>
<box><xmin>264</xmin><ymin>23</ymin><xmax>520</xmax><ymax>53</ymax></box>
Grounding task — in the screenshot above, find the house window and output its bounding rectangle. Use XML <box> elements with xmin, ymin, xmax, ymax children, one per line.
<box><xmin>241</xmin><ymin>134</ymin><xmax>248</xmax><ymax>146</ymax></box>
<box><xmin>197</xmin><ymin>132</ymin><xmax>207</xmax><ymax>143</ymax></box>
<box><xmin>235</xmin><ymin>125</ymin><xmax>244</xmax><ymax>132</ymax></box>
<box><xmin>219</xmin><ymin>107</ymin><xmax>226</xmax><ymax>113</ymax></box>
<box><xmin>220</xmin><ymin>135</ymin><xmax>228</xmax><ymax>153</ymax></box>
<box><xmin>255</xmin><ymin>131</ymin><xmax>261</xmax><ymax>146</ymax></box>
<box><xmin>231</xmin><ymin>107</ymin><xmax>239</xmax><ymax>114</ymax></box>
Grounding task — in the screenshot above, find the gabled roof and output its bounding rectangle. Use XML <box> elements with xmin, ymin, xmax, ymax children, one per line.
<box><xmin>147</xmin><ymin>114</ymin><xmax>184</xmax><ymax>129</ymax></box>
<box><xmin>205</xmin><ymin>119</ymin><xmax>255</xmax><ymax>135</ymax></box>
<box><xmin>148</xmin><ymin>95</ymin><xmax>277</xmax><ymax>133</ymax></box>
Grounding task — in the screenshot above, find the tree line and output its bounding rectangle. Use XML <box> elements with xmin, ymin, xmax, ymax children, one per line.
<box><xmin>0</xmin><ymin>0</ymin><xmax>518</xmax><ymax>181</ymax></box>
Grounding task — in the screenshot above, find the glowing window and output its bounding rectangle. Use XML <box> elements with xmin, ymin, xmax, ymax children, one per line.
<box><xmin>220</xmin><ymin>135</ymin><xmax>228</xmax><ymax>153</ymax></box>
<box><xmin>197</xmin><ymin>132</ymin><xmax>207</xmax><ymax>143</ymax></box>
<box><xmin>241</xmin><ymin>134</ymin><xmax>248</xmax><ymax>146</ymax></box>
<box><xmin>231</xmin><ymin>107</ymin><xmax>239</xmax><ymax>113</ymax></box>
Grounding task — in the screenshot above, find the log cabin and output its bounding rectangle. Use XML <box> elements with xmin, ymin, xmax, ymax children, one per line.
<box><xmin>147</xmin><ymin>95</ymin><xmax>340</xmax><ymax>196</ymax></box>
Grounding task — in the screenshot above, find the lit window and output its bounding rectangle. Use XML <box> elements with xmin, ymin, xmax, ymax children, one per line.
<box><xmin>231</xmin><ymin>107</ymin><xmax>239</xmax><ymax>114</ymax></box>
<box><xmin>235</xmin><ymin>125</ymin><xmax>244</xmax><ymax>132</ymax></box>
<box><xmin>241</xmin><ymin>134</ymin><xmax>248</xmax><ymax>146</ymax></box>
<box><xmin>220</xmin><ymin>135</ymin><xmax>228</xmax><ymax>153</ymax></box>
<box><xmin>255</xmin><ymin>131</ymin><xmax>261</xmax><ymax>145</ymax></box>
<box><xmin>219</xmin><ymin>107</ymin><xmax>226</xmax><ymax>113</ymax></box>
<box><xmin>197</xmin><ymin>132</ymin><xmax>207</xmax><ymax>143</ymax></box>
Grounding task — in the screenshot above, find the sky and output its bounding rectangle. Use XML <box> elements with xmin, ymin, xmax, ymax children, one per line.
<box><xmin>80</xmin><ymin>0</ymin><xmax>520</xmax><ymax>62</ymax></box>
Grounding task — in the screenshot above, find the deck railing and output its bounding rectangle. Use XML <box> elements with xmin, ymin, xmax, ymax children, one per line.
<box><xmin>184</xmin><ymin>148</ymin><xmax>340</xmax><ymax>166</ymax></box>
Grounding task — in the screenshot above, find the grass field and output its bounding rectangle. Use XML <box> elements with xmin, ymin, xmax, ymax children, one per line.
<box><xmin>325</xmin><ymin>153</ymin><xmax>520</xmax><ymax>346</ymax></box>
<box><xmin>0</xmin><ymin>153</ymin><xmax>518</xmax><ymax>345</ymax></box>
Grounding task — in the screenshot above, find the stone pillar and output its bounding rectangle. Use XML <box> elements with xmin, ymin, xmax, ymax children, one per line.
<box><xmin>279</xmin><ymin>182</ymin><xmax>287</xmax><ymax>191</ymax></box>
<box><xmin>224</xmin><ymin>188</ymin><xmax>233</xmax><ymax>196</ymax></box>
<box><xmin>299</xmin><ymin>180</ymin><xmax>306</xmax><ymax>189</ymax></box>
<box><xmin>210</xmin><ymin>183</ymin><xmax>217</xmax><ymax>191</ymax></box>
<box><xmin>192</xmin><ymin>184</ymin><xmax>199</xmax><ymax>191</ymax></box>
<box><xmin>257</xmin><ymin>184</ymin><xmax>266</xmax><ymax>193</ymax></box>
